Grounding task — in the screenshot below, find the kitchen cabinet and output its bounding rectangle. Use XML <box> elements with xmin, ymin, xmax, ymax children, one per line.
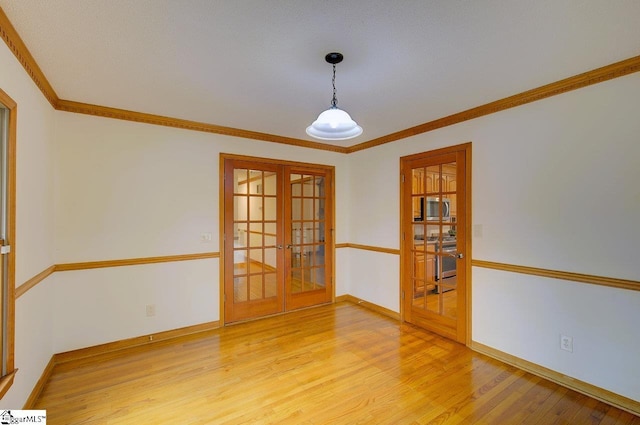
<box><xmin>412</xmin><ymin>165</ymin><xmax>457</xmax><ymax>220</ymax></box>
<box><xmin>414</xmin><ymin>244</ymin><xmax>436</xmax><ymax>295</ymax></box>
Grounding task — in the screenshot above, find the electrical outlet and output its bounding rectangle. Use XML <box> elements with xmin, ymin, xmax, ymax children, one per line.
<box><xmin>200</xmin><ymin>232</ymin><xmax>212</xmax><ymax>243</ymax></box>
<box><xmin>560</xmin><ymin>334</ymin><xmax>573</xmax><ymax>352</ymax></box>
<box><xmin>146</xmin><ymin>304</ymin><xmax>156</xmax><ymax>317</ymax></box>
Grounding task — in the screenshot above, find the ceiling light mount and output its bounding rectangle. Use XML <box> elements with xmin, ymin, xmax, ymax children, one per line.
<box><xmin>306</xmin><ymin>52</ymin><xmax>362</xmax><ymax>141</ymax></box>
<box><xmin>325</xmin><ymin>52</ymin><xmax>343</xmax><ymax>65</ymax></box>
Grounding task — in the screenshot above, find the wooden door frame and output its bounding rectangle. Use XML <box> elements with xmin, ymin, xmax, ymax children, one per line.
<box><xmin>0</xmin><ymin>89</ymin><xmax>17</xmax><ymax>398</ymax></box>
<box><xmin>399</xmin><ymin>142</ymin><xmax>472</xmax><ymax>345</ymax></box>
<box><xmin>219</xmin><ymin>153</ymin><xmax>336</xmax><ymax>325</ymax></box>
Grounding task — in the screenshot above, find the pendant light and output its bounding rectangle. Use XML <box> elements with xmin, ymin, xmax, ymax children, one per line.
<box><xmin>306</xmin><ymin>52</ymin><xmax>363</xmax><ymax>141</ymax></box>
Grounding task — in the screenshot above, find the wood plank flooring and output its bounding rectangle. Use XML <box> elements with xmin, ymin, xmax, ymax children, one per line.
<box><xmin>35</xmin><ymin>302</ymin><xmax>639</xmax><ymax>424</ymax></box>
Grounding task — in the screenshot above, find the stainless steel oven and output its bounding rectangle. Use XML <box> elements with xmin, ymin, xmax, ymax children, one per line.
<box><xmin>436</xmin><ymin>240</ymin><xmax>457</xmax><ymax>280</ymax></box>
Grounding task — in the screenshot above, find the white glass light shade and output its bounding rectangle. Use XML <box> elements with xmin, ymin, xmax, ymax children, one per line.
<box><xmin>306</xmin><ymin>107</ymin><xmax>363</xmax><ymax>140</ymax></box>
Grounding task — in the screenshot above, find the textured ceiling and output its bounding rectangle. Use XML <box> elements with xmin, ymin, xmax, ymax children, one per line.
<box><xmin>1</xmin><ymin>0</ymin><xmax>640</xmax><ymax>146</ymax></box>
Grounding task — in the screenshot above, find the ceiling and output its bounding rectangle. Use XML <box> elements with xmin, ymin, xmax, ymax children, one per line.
<box><xmin>1</xmin><ymin>1</ymin><xmax>639</xmax><ymax>147</ymax></box>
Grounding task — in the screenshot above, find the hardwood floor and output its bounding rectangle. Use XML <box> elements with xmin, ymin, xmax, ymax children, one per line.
<box><xmin>35</xmin><ymin>302</ymin><xmax>638</xmax><ymax>424</ymax></box>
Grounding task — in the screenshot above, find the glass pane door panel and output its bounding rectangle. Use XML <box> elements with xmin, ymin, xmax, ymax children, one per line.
<box><xmin>248</xmin><ymin>248</ymin><xmax>262</xmax><ymax>265</ymax></box>
<box><xmin>233</xmin><ymin>249</ymin><xmax>247</xmax><ymax>275</ymax></box>
<box><xmin>264</xmin><ymin>197</ymin><xmax>277</xmax><ymax>220</ymax></box>
<box><xmin>402</xmin><ymin>147</ymin><xmax>468</xmax><ymax>343</ymax></box>
<box><xmin>448</xmin><ymin>193</ymin><xmax>458</xmax><ymax>225</ymax></box>
<box><xmin>413</xmin><ymin>223</ymin><xmax>424</xmax><ymax>240</ymax></box>
<box><xmin>302</xmin><ymin>177</ymin><xmax>314</xmax><ymax>197</ymax></box>
<box><xmin>234</xmin><ymin>276</ymin><xmax>248</xmax><ymax>303</ymax></box>
<box><xmin>311</xmin><ymin>267</ymin><xmax>325</xmax><ymax>288</ymax></box>
<box><xmin>264</xmin><ymin>222</ymin><xmax>277</xmax><ymax>243</ymax></box>
<box><xmin>303</xmin><ymin>199</ymin><xmax>315</xmax><ymax>220</ymax></box>
<box><xmin>249</xmin><ymin>170</ymin><xmax>262</xmax><ymax>194</ymax></box>
<box><xmin>291</xmin><ymin>174</ymin><xmax>302</xmax><ymax>195</ymax></box>
<box><xmin>291</xmin><ymin>198</ymin><xmax>302</xmax><ymax>221</ymax></box>
<box><xmin>226</xmin><ymin>158</ymin><xmax>333</xmax><ymax>322</ymax></box>
<box><xmin>264</xmin><ymin>247</ymin><xmax>277</xmax><ymax>270</ymax></box>
<box><xmin>307</xmin><ymin>249</ymin><xmax>324</xmax><ymax>267</ymax></box>
<box><xmin>265</xmin><ymin>273</ymin><xmax>277</xmax><ymax>297</ymax></box>
<box><xmin>248</xmin><ymin>222</ymin><xmax>262</xmax><ymax>247</ymax></box>
<box><xmin>234</xmin><ymin>169</ymin><xmax>248</xmax><ymax>193</ymax></box>
<box><xmin>225</xmin><ymin>160</ymin><xmax>284</xmax><ymax>323</ymax></box>
<box><xmin>249</xmin><ymin>196</ymin><xmax>263</xmax><ymax>221</ymax></box>
<box><xmin>264</xmin><ymin>172</ymin><xmax>277</xmax><ymax>196</ymax></box>
<box><xmin>288</xmin><ymin>172</ymin><xmax>328</xmax><ymax>301</ymax></box>
<box><xmin>443</xmin><ymin>162</ymin><xmax>456</xmax><ymax>193</ymax></box>
<box><xmin>425</xmin><ymin>291</ymin><xmax>439</xmax><ymax>313</ymax></box>
<box><xmin>406</xmin><ymin>155</ymin><xmax>460</xmax><ymax>329</ymax></box>
<box><xmin>412</xmin><ymin>168</ymin><xmax>425</xmax><ymax>195</ymax></box>
<box><xmin>249</xmin><ymin>275</ymin><xmax>264</xmax><ymax>300</ymax></box>
<box><xmin>235</xmin><ymin>196</ymin><xmax>247</xmax><ymax>221</ymax></box>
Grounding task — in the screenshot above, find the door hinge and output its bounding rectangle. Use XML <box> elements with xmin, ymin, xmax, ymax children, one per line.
<box><xmin>401</xmin><ymin>174</ymin><xmax>405</xmax><ymax>183</ymax></box>
<box><xmin>0</xmin><ymin>245</ymin><xmax>10</xmax><ymax>255</ymax></box>
<box><xmin>402</xmin><ymin>290</ymin><xmax>405</xmax><ymax>300</ymax></box>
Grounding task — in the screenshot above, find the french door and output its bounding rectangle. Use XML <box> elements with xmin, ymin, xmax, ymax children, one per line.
<box><xmin>222</xmin><ymin>156</ymin><xmax>334</xmax><ymax>323</ymax></box>
<box><xmin>401</xmin><ymin>143</ymin><xmax>471</xmax><ymax>344</ymax></box>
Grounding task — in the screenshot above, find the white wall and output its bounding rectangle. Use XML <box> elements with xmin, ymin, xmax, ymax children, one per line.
<box><xmin>52</xmin><ymin>111</ymin><xmax>350</xmax><ymax>351</ymax></box>
<box><xmin>0</xmin><ymin>41</ymin><xmax>57</xmax><ymax>408</ymax></box>
<box><xmin>52</xmin><ymin>260</ymin><xmax>218</xmax><ymax>353</ymax></box>
<box><xmin>346</xmin><ymin>73</ymin><xmax>640</xmax><ymax>401</ymax></box>
<box><xmin>3</xmin><ymin>20</ymin><xmax>639</xmax><ymax>405</ymax></box>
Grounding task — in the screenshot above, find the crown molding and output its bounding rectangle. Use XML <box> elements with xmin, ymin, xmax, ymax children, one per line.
<box><xmin>346</xmin><ymin>54</ymin><xmax>640</xmax><ymax>153</ymax></box>
<box><xmin>56</xmin><ymin>99</ymin><xmax>349</xmax><ymax>153</ymax></box>
<box><xmin>2</xmin><ymin>7</ymin><xmax>639</xmax><ymax>154</ymax></box>
<box><xmin>0</xmin><ymin>6</ymin><xmax>59</xmax><ymax>107</ymax></box>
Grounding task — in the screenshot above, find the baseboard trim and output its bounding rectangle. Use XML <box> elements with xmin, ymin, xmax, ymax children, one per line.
<box><xmin>23</xmin><ymin>305</ymin><xmax>638</xmax><ymax>416</ymax></box>
<box><xmin>54</xmin><ymin>320</ymin><xmax>220</xmax><ymax>365</ymax></box>
<box><xmin>23</xmin><ymin>358</ymin><xmax>54</xmax><ymax>409</ymax></box>
<box><xmin>470</xmin><ymin>341</ymin><xmax>640</xmax><ymax>417</ymax></box>
<box><xmin>337</xmin><ymin>294</ymin><xmax>400</xmax><ymax>320</ymax></box>
<box><xmin>22</xmin><ymin>321</ymin><xmax>220</xmax><ymax>407</ymax></box>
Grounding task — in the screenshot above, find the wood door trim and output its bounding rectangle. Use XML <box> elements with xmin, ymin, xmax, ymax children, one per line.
<box><xmin>222</xmin><ymin>158</ymin><xmax>285</xmax><ymax>323</ymax></box>
<box><xmin>220</xmin><ymin>155</ymin><xmax>336</xmax><ymax>323</ymax></box>
<box><xmin>400</xmin><ymin>142</ymin><xmax>472</xmax><ymax>344</ymax></box>
<box><xmin>0</xmin><ymin>87</ymin><xmax>17</xmax><ymax>398</ymax></box>
<box><xmin>220</xmin><ymin>153</ymin><xmax>336</xmax><ymax>171</ymax></box>
<box><xmin>284</xmin><ymin>165</ymin><xmax>335</xmax><ymax>310</ymax></box>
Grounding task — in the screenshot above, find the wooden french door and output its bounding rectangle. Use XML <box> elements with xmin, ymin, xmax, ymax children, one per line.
<box><xmin>401</xmin><ymin>143</ymin><xmax>471</xmax><ymax>344</ymax></box>
<box><xmin>223</xmin><ymin>156</ymin><xmax>334</xmax><ymax>323</ymax></box>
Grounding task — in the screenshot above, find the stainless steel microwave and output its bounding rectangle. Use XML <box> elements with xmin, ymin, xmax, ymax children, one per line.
<box><xmin>415</xmin><ymin>197</ymin><xmax>450</xmax><ymax>221</ymax></box>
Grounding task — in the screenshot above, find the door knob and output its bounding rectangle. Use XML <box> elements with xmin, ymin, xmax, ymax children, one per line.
<box><xmin>456</xmin><ymin>253</ymin><xmax>464</xmax><ymax>259</ymax></box>
<box><xmin>276</xmin><ymin>245</ymin><xmax>283</xmax><ymax>249</ymax></box>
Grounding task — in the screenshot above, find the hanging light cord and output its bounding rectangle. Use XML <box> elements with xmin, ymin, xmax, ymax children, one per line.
<box><xmin>331</xmin><ymin>64</ymin><xmax>338</xmax><ymax>108</ymax></box>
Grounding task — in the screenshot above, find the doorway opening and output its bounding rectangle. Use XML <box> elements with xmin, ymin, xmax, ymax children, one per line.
<box><xmin>400</xmin><ymin>143</ymin><xmax>471</xmax><ymax>344</ymax></box>
<box><xmin>221</xmin><ymin>155</ymin><xmax>335</xmax><ymax>324</ymax></box>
